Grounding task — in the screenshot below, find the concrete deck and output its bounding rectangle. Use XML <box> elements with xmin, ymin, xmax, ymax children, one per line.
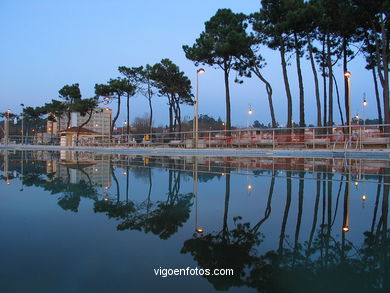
<box><xmin>1</xmin><ymin>144</ymin><xmax>390</xmax><ymax>159</ymax></box>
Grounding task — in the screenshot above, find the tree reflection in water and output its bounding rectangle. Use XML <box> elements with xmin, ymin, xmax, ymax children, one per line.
<box><xmin>117</xmin><ymin>168</ymin><xmax>193</xmax><ymax>240</ymax></box>
<box><xmin>1</xmin><ymin>151</ymin><xmax>389</xmax><ymax>292</ymax></box>
<box><xmin>182</xmin><ymin>168</ymin><xmax>390</xmax><ymax>293</ymax></box>
<box><xmin>181</xmin><ymin>170</ymin><xmax>265</xmax><ymax>291</ymax></box>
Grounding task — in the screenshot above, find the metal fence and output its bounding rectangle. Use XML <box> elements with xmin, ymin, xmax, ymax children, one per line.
<box><xmin>2</xmin><ymin>124</ymin><xmax>390</xmax><ymax>150</ymax></box>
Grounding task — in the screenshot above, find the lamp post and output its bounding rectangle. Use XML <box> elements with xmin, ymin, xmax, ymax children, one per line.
<box><xmin>4</xmin><ymin>109</ymin><xmax>11</xmax><ymax>145</ymax></box>
<box><xmin>355</xmin><ymin>114</ymin><xmax>360</xmax><ymax>125</ymax></box>
<box><xmin>20</xmin><ymin>103</ymin><xmax>24</xmax><ymax>145</ymax></box>
<box><xmin>247</xmin><ymin>105</ymin><xmax>253</xmax><ymax>128</ymax></box>
<box><xmin>355</xmin><ymin>114</ymin><xmax>361</xmax><ymax>148</ymax></box>
<box><xmin>123</xmin><ymin>121</ymin><xmax>127</xmax><ymax>143</ymax></box>
<box><xmin>194</xmin><ymin>68</ymin><xmax>205</xmax><ymax>148</ymax></box>
<box><xmin>362</xmin><ymin>93</ymin><xmax>367</xmax><ymax>131</ymax></box>
<box><xmin>345</xmin><ymin>71</ymin><xmax>351</xmax><ymax>136</ymax></box>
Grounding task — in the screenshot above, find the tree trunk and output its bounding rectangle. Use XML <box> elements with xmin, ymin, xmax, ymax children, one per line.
<box><xmin>327</xmin><ymin>35</ymin><xmax>333</xmax><ymax>128</ymax></box>
<box><xmin>294</xmin><ymin>32</ymin><xmax>305</xmax><ymax>128</ymax></box>
<box><xmin>332</xmin><ymin>73</ymin><xmax>345</xmax><ymax>125</ymax></box>
<box><xmin>294</xmin><ymin>172</ymin><xmax>304</xmax><ymax>257</ymax></box>
<box><xmin>66</xmin><ymin>111</ymin><xmax>71</xmax><ymax>128</ymax></box>
<box><xmin>380</xmin><ymin>19</ymin><xmax>389</xmax><ymax>127</ymax></box>
<box><xmin>372</xmin><ymin>19</ymin><xmax>389</xmax><ymax>129</ymax></box>
<box><xmin>173</xmin><ymin>98</ymin><xmax>182</xmax><ymax>138</ymax></box>
<box><xmin>223</xmin><ymin>61</ymin><xmax>231</xmax><ymax>135</ymax></box>
<box><xmin>307</xmin><ymin>34</ymin><xmax>321</xmax><ymax>127</ymax></box>
<box><xmin>279</xmin><ymin>171</ymin><xmax>292</xmax><ymax>255</ymax></box>
<box><xmin>76</xmin><ymin>110</ymin><xmax>93</xmax><ymax>146</ymax></box>
<box><xmin>168</xmin><ymin>95</ymin><xmax>174</xmax><ymax>134</ymax></box>
<box><xmin>343</xmin><ymin>38</ymin><xmax>349</xmax><ymax>127</ymax></box>
<box><xmin>372</xmin><ymin>66</ymin><xmax>383</xmax><ymax>125</ymax></box>
<box><xmin>253</xmin><ymin>66</ymin><xmax>277</xmax><ymax>128</ymax></box>
<box><xmin>252</xmin><ymin>173</ymin><xmax>275</xmax><ymax>232</ymax></box>
<box><xmin>222</xmin><ymin>171</ymin><xmax>231</xmax><ymax>241</ymax></box>
<box><xmin>322</xmin><ymin>37</ymin><xmax>327</xmax><ymax>127</ymax></box>
<box><xmin>307</xmin><ymin>173</ymin><xmax>321</xmax><ymax>254</ymax></box>
<box><xmin>126</xmin><ymin>93</ymin><xmax>130</xmax><ymax>135</ymax></box>
<box><xmin>280</xmin><ymin>41</ymin><xmax>293</xmax><ymax>128</ymax></box>
<box><xmin>148</xmin><ymin>97</ymin><xmax>153</xmax><ymax>133</ymax></box>
<box><xmin>111</xmin><ymin>95</ymin><xmax>121</xmax><ymax>136</ymax></box>
<box><xmin>169</xmin><ymin>104</ymin><xmax>173</xmax><ymax>133</ymax></box>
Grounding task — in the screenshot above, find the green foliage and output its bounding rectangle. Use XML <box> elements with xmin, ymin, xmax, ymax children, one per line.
<box><xmin>149</xmin><ymin>58</ymin><xmax>193</xmax><ymax>104</ymax></box>
<box><xmin>21</xmin><ymin>106</ymin><xmax>46</xmax><ymax>133</ymax></box>
<box><xmin>72</xmin><ymin>97</ymin><xmax>99</xmax><ymax>117</ymax></box>
<box><xmin>95</xmin><ymin>78</ymin><xmax>135</xmax><ymax>99</ymax></box>
<box><xmin>183</xmin><ymin>9</ymin><xmax>250</xmax><ymax>67</ymax></box>
<box><xmin>95</xmin><ymin>77</ymin><xmax>136</xmax><ymax>133</ymax></box>
<box><xmin>183</xmin><ymin>9</ymin><xmax>251</xmax><ymax>131</ymax></box>
<box><xmin>43</xmin><ymin>99</ymin><xmax>67</xmax><ymax>121</ymax></box>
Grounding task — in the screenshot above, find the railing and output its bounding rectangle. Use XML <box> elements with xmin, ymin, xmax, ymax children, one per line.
<box><xmin>2</xmin><ymin>124</ymin><xmax>390</xmax><ymax>150</ymax></box>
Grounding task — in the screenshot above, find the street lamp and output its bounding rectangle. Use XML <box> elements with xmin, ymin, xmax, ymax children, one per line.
<box><xmin>20</xmin><ymin>103</ymin><xmax>24</xmax><ymax>144</ymax></box>
<box><xmin>345</xmin><ymin>71</ymin><xmax>351</xmax><ymax>136</ymax></box>
<box><xmin>362</xmin><ymin>93</ymin><xmax>367</xmax><ymax>130</ymax></box>
<box><xmin>194</xmin><ymin>68</ymin><xmax>205</xmax><ymax>148</ymax></box>
<box><xmin>4</xmin><ymin>109</ymin><xmax>11</xmax><ymax>145</ymax></box>
<box><xmin>123</xmin><ymin>121</ymin><xmax>127</xmax><ymax>142</ymax></box>
<box><xmin>247</xmin><ymin>105</ymin><xmax>253</xmax><ymax>128</ymax></box>
<box><xmin>355</xmin><ymin>114</ymin><xmax>360</xmax><ymax>125</ymax></box>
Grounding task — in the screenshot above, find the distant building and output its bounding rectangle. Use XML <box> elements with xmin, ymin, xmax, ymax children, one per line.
<box><xmin>45</xmin><ymin>151</ymin><xmax>112</xmax><ymax>188</ymax></box>
<box><xmin>57</xmin><ymin>107</ymin><xmax>112</xmax><ymax>135</ymax></box>
<box><xmin>47</xmin><ymin>120</ymin><xmax>58</xmax><ymax>134</ymax></box>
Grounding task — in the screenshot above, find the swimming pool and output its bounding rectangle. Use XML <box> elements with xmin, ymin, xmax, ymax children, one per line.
<box><xmin>0</xmin><ymin>150</ymin><xmax>389</xmax><ymax>292</ymax></box>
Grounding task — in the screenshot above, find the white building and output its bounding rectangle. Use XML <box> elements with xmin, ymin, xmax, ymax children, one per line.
<box><xmin>57</xmin><ymin>107</ymin><xmax>112</xmax><ymax>135</ymax></box>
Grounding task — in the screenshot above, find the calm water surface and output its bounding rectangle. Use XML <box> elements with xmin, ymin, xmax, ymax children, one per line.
<box><xmin>0</xmin><ymin>150</ymin><xmax>389</xmax><ymax>293</ymax></box>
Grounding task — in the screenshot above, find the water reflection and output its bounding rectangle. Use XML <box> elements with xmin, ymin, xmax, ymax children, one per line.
<box><xmin>0</xmin><ymin>150</ymin><xmax>389</xmax><ymax>292</ymax></box>
<box><xmin>117</xmin><ymin>168</ymin><xmax>193</xmax><ymax>239</ymax></box>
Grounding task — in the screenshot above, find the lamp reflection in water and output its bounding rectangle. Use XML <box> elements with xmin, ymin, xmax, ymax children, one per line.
<box><xmin>103</xmin><ymin>192</ymin><xmax>109</xmax><ymax>202</ymax></box>
<box><xmin>193</xmin><ymin>159</ymin><xmax>203</xmax><ymax>234</ymax></box>
<box><xmin>246</xmin><ymin>167</ymin><xmax>253</xmax><ymax>195</ymax></box>
<box><xmin>342</xmin><ymin>167</ymin><xmax>351</xmax><ymax>234</ymax></box>
<box><xmin>4</xmin><ymin>150</ymin><xmax>10</xmax><ymax>185</ymax></box>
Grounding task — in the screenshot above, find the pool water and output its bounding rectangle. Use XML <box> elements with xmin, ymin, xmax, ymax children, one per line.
<box><xmin>0</xmin><ymin>150</ymin><xmax>389</xmax><ymax>293</ymax></box>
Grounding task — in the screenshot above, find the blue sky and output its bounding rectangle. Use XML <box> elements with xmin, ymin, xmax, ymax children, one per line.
<box><xmin>0</xmin><ymin>0</ymin><xmax>377</xmax><ymax>127</ymax></box>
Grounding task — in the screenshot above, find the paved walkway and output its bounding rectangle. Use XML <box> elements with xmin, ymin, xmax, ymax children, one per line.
<box><xmin>1</xmin><ymin>144</ymin><xmax>390</xmax><ymax>159</ymax></box>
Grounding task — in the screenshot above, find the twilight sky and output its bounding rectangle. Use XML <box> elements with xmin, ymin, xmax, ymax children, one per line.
<box><xmin>0</xmin><ymin>0</ymin><xmax>378</xmax><ymax>127</ymax></box>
